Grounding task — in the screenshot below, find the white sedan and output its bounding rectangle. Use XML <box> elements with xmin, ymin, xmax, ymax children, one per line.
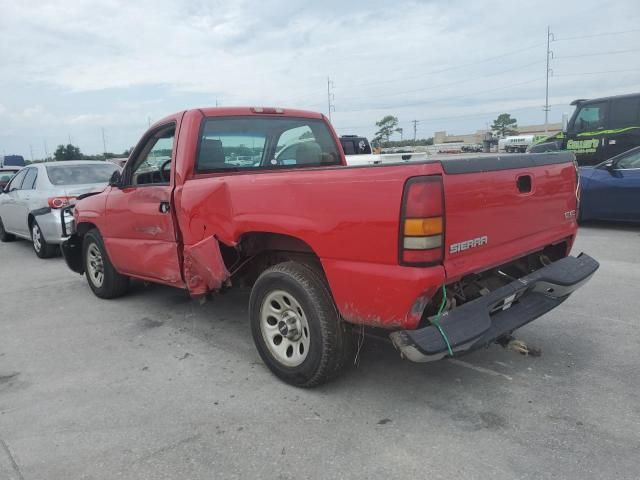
<box><xmin>0</xmin><ymin>160</ymin><xmax>119</xmax><ymax>258</ymax></box>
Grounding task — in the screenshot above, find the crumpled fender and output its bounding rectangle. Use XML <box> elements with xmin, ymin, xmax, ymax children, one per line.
<box><xmin>182</xmin><ymin>236</ymin><xmax>230</xmax><ymax>296</ymax></box>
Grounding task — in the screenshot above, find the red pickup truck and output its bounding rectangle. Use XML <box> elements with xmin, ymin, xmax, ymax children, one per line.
<box><xmin>61</xmin><ymin>107</ymin><xmax>599</xmax><ymax>387</ymax></box>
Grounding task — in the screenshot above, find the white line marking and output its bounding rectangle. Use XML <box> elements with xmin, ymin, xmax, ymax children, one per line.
<box><xmin>447</xmin><ymin>358</ymin><xmax>513</xmax><ymax>381</ymax></box>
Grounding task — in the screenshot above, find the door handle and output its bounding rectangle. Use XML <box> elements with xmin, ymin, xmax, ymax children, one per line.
<box><xmin>159</xmin><ymin>202</ymin><xmax>170</xmax><ymax>213</ymax></box>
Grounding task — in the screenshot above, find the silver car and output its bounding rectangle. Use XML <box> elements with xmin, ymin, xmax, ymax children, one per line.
<box><xmin>0</xmin><ymin>161</ymin><xmax>119</xmax><ymax>258</ymax></box>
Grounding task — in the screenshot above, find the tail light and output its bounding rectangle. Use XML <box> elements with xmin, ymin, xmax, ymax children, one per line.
<box><xmin>48</xmin><ymin>196</ymin><xmax>76</xmax><ymax>209</ymax></box>
<box><xmin>399</xmin><ymin>176</ymin><xmax>444</xmax><ymax>266</ymax></box>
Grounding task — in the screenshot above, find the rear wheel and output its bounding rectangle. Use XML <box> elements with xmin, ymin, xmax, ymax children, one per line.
<box><xmin>249</xmin><ymin>261</ymin><xmax>352</xmax><ymax>387</ymax></box>
<box><xmin>83</xmin><ymin>229</ymin><xmax>129</xmax><ymax>299</ymax></box>
<box><xmin>31</xmin><ymin>220</ymin><xmax>57</xmax><ymax>258</ymax></box>
<box><xmin>0</xmin><ymin>217</ymin><xmax>15</xmax><ymax>242</ymax></box>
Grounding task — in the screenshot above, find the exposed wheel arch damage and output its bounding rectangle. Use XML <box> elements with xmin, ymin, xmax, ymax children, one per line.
<box><xmin>60</xmin><ymin>222</ymin><xmax>100</xmax><ymax>275</ymax></box>
<box><xmin>184</xmin><ymin>231</ymin><xmax>324</xmax><ymax>297</ymax></box>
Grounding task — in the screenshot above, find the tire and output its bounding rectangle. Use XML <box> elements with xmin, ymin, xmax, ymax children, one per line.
<box><xmin>82</xmin><ymin>228</ymin><xmax>129</xmax><ymax>299</ymax></box>
<box><xmin>31</xmin><ymin>219</ymin><xmax>58</xmax><ymax>258</ymax></box>
<box><xmin>0</xmin><ymin>217</ymin><xmax>15</xmax><ymax>242</ymax></box>
<box><xmin>249</xmin><ymin>261</ymin><xmax>352</xmax><ymax>387</ymax></box>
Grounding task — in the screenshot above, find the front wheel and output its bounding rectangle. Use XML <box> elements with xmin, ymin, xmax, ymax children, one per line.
<box><xmin>83</xmin><ymin>229</ymin><xmax>129</xmax><ymax>299</ymax></box>
<box><xmin>249</xmin><ymin>261</ymin><xmax>352</xmax><ymax>387</ymax></box>
<box><xmin>31</xmin><ymin>220</ymin><xmax>58</xmax><ymax>258</ymax></box>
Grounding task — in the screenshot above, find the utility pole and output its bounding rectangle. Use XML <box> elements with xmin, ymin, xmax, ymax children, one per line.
<box><xmin>327</xmin><ymin>77</ymin><xmax>335</xmax><ymax>121</ymax></box>
<box><xmin>68</xmin><ymin>133</ymin><xmax>72</xmax><ymax>145</ymax></box>
<box><xmin>43</xmin><ymin>140</ymin><xmax>49</xmax><ymax>161</ymax></box>
<box><xmin>412</xmin><ymin>120</ymin><xmax>419</xmax><ymax>141</ymax></box>
<box><xmin>29</xmin><ymin>144</ymin><xmax>34</xmax><ymax>162</ymax></box>
<box><xmin>101</xmin><ymin>127</ymin><xmax>107</xmax><ymax>156</ymax></box>
<box><xmin>544</xmin><ymin>25</ymin><xmax>554</xmax><ymax>133</ymax></box>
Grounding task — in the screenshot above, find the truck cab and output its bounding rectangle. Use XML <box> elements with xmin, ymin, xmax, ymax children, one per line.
<box><xmin>531</xmin><ymin>92</ymin><xmax>640</xmax><ymax>165</ymax></box>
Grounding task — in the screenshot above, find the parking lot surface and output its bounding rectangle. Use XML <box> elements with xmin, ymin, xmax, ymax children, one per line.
<box><xmin>1</xmin><ymin>224</ymin><xmax>639</xmax><ymax>480</ymax></box>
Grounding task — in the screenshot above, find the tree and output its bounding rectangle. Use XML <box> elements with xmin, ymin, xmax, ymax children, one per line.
<box><xmin>53</xmin><ymin>144</ymin><xmax>83</xmax><ymax>161</ymax></box>
<box><xmin>491</xmin><ymin>113</ymin><xmax>518</xmax><ymax>138</ymax></box>
<box><xmin>373</xmin><ymin>115</ymin><xmax>400</xmax><ymax>143</ymax></box>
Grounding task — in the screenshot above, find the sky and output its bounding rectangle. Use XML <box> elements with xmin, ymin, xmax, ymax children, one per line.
<box><xmin>0</xmin><ymin>0</ymin><xmax>639</xmax><ymax>159</ymax></box>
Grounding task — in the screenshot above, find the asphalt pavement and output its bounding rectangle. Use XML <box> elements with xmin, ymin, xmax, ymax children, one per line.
<box><xmin>1</xmin><ymin>223</ymin><xmax>639</xmax><ymax>479</ymax></box>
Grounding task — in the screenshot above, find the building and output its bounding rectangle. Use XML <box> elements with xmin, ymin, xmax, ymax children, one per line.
<box><xmin>434</xmin><ymin>123</ymin><xmax>563</xmax><ymax>145</ymax></box>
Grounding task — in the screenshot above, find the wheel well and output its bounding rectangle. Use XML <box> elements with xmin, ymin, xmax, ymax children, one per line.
<box><xmin>228</xmin><ymin>232</ymin><xmax>325</xmax><ymax>287</ymax></box>
<box><xmin>76</xmin><ymin>222</ymin><xmax>98</xmax><ymax>237</ymax></box>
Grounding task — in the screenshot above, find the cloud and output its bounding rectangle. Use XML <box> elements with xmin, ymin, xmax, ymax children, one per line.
<box><xmin>0</xmin><ymin>0</ymin><xmax>639</xmax><ymax>156</ymax></box>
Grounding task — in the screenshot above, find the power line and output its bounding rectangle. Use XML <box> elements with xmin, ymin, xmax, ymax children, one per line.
<box><xmin>345</xmin><ymin>59</ymin><xmax>545</xmax><ymax>103</ymax></box>
<box><xmin>339</xmin><ymin>77</ymin><xmax>544</xmax><ymax>113</ymax></box>
<box><xmin>345</xmin><ymin>42</ymin><xmax>544</xmax><ymax>90</ymax></box>
<box><xmin>556</xmin><ymin>48</ymin><xmax>640</xmax><ymax>59</ymax></box>
<box><xmin>283</xmin><ymin>40</ymin><xmax>640</xmax><ymax>114</ymax></box>
<box><xmin>554</xmin><ymin>28</ymin><xmax>640</xmax><ymax>42</ymax></box>
<box><xmin>554</xmin><ymin>68</ymin><xmax>640</xmax><ymax>77</ymax></box>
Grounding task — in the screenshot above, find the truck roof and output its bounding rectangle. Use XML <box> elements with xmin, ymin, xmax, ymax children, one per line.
<box><xmin>152</xmin><ymin>107</ymin><xmax>326</xmax><ymax>128</ymax></box>
<box><xmin>571</xmin><ymin>92</ymin><xmax>640</xmax><ymax>106</ymax></box>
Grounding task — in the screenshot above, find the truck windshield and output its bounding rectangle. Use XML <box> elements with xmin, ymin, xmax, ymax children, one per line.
<box><xmin>572</xmin><ymin>102</ymin><xmax>607</xmax><ymax>133</ymax></box>
<box><xmin>46</xmin><ymin>163</ymin><xmax>119</xmax><ymax>185</ymax></box>
<box><xmin>196</xmin><ymin>117</ymin><xmax>341</xmax><ymax>172</ymax></box>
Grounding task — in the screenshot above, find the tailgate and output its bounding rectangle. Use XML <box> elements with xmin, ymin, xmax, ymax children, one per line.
<box><xmin>441</xmin><ymin>152</ymin><xmax>578</xmax><ymax>279</ymax></box>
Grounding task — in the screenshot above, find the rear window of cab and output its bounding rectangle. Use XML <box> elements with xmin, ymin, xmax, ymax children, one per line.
<box><xmin>196</xmin><ymin>117</ymin><xmax>341</xmax><ymax>173</ymax></box>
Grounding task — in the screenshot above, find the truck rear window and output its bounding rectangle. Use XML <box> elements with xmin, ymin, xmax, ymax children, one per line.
<box><xmin>46</xmin><ymin>163</ymin><xmax>118</xmax><ymax>185</ymax></box>
<box><xmin>196</xmin><ymin>117</ymin><xmax>341</xmax><ymax>172</ymax></box>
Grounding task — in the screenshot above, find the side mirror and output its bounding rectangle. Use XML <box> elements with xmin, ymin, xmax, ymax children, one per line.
<box><xmin>603</xmin><ymin>161</ymin><xmax>614</xmax><ymax>171</ymax></box>
<box><xmin>109</xmin><ymin>170</ymin><xmax>122</xmax><ymax>187</ymax></box>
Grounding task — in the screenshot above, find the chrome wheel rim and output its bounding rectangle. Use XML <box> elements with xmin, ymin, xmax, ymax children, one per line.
<box><xmin>32</xmin><ymin>224</ymin><xmax>42</xmax><ymax>252</ymax></box>
<box><xmin>86</xmin><ymin>243</ymin><xmax>104</xmax><ymax>288</ymax></box>
<box><xmin>260</xmin><ymin>290</ymin><xmax>310</xmax><ymax>367</ymax></box>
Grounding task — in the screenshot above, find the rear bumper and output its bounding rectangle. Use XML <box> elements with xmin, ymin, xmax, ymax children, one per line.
<box><xmin>389</xmin><ymin>253</ymin><xmax>599</xmax><ymax>362</ymax></box>
<box><xmin>30</xmin><ymin>207</ymin><xmax>74</xmax><ymax>245</ymax></box>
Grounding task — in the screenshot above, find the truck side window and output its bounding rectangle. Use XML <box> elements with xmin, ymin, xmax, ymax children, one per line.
<box><xmin>609</xmin><ymin>98</ymin><xmax>640</xmax><ymax>129</ymax></box>
<box><xmin>196</xmin><ymin>117</ymin><xmax>340</xmax><ymax>172</ymax></box>
<box><xmin>573</xmin><ymin>102</ymin><xmax>607</xmax><ymax>133</ymax></box>
<box><xmin>130</xmin><ymin>126</ymin><xmax>175</xmax><ymax>185</ymax></box>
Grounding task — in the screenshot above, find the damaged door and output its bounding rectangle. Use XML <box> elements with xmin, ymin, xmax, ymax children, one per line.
<box><xmin>102</xmin><ymin>122</ymin><xmax>184</xmax><ymax>286</ymax></box>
